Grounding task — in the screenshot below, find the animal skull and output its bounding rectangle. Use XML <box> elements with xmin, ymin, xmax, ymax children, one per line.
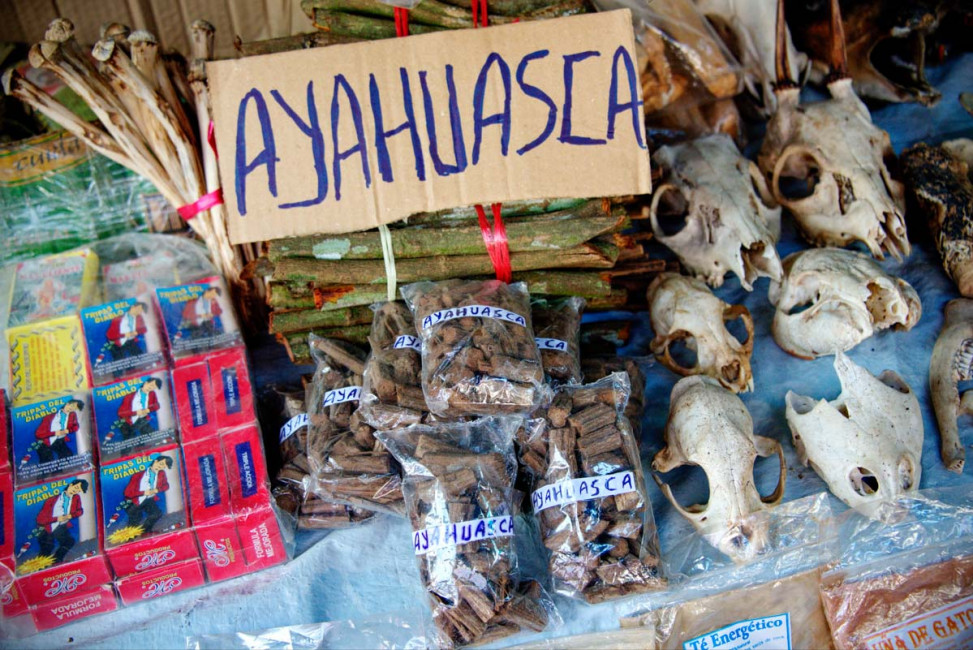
<box><xmin>648</xmin><ymin>273</ymin><xmax>755</xmax><ymax>392</ymax></box>
<box><xmin>654</xmin><ymin>375</ymin><xmax>785</xmax><ymax>562</ymax></box>
<box><xmin>785</xmin><ymin>352</ymin><xmax>922</xmax><ymax>509</ymax></box>
<box><xmin>695</xmin><ymin>0</ymin><xmax>808</xmax><ymax>115</ymax></box>
<box><xmin>758</xmin><ymin>0</ymin><xmax>910</xmax><ymax>261</ymax></box>
<box><xmin>650</xmin><ymin>134</ymin><xmax>783</xmax><ymax>291</ymax></box>
<box><xmin>929</xmin><ymin>298</ymin><xmax>973</xmax><ymax>473</ymax></box>
<box><xmin>769</xmin><ymin>248</ymin><xmax>921</xmax><ymax>359</ymax></box>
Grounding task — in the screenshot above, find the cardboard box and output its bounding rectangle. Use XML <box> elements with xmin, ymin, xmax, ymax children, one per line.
<box><xmin>183</xmin><ymin>437</ymin><xmax>233</xmax><ymax>525</ymax></box>
<box><xmin>236</xmin><ymin>506</ymin><xmax>286</xmax><ymax>571</ymax></box>
<box><xmin>10</xmin><ymin>393</ymin><xmax>94</xmax><ymax>487</ymax></box>
<box><xmin>7</xmin><ymin>249</ymin><xmax>100</xmax><ymax>328</ymax></box>
<box><xmin>92</xmin><ymin>373</ymin><xmax>177</xmax><ymax>462</ymax></box>
<box><xmin>104</xmin><ymin>527</ymin><xmax>199</xmax><ymax>579</ymax></box>
<box><xmin>195</xmin><ymin>518</ymin><xmax>247</xmax><ymax>583</ymax></box>
<box><xmin>1</xmin><ymin>469</ymin><xmax>14</xmax><ymax>572</ymax></box>
<box><xmin>221</xmin><ymin>425</ymin><xmax>272</xmax><ymax>513</ymax></box>
<box><xmin>209</xmin><ymin>347</ymin><xmax>255</xmax><ymax>430</ymax></box>
<box><xmin>29</xmin><ymin>584</ymin><xmax>118</xmax><ymax>632</ymax></box>
<box><xmin>171</xmin><ymin>361</ymin><xmax>218</xmax><ymax>443</ymax></box>
<box><xmin>12</xmin><ymin>471</ymin><xmax>103</xmax><ymax>597</ymax></box>
<box><xmin>2</xmin><ymin>578</ymin><xmax>30</xmax><ymax>619</ymax></box>
<box><xmin>6</xmin><ymin>315</ymin><xmax>91</xmax><ymax>407</ymax></box>
<box><xmin>102</xmin><ymin>252</ymin><xmax>180</xmax><ymax>302</ymax></box>
<box><xmin>156</xmin><ymin>277</ymin><xmax>242</xmax><ymax>359</ymax></box>
<box><xmin>1</xmin><ymin>389</ymin><xmax>9</xmax><ymax>470</ymax></box>
<box><xmin>80</xmin><ymin>298</ymin><xmax>167</xmax><ymax>386</ymax></box>
<box><xmin>114</xmin><ymin>558</ymin><xmax>205</xmax><ymax>605</ymax></box>
<box><xmin>100</xmin><ymin>446</ymin><xmax>190</xmax><ymax>560</ymax></box>
<box><xmin>16</xmin><ymin>555</ymin><xmax>113</xmax><ymax>606</ymax></box>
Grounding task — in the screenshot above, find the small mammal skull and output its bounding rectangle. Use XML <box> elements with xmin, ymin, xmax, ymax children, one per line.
<box><xmin>654</xmin><ymin>376</ymin><xmax>785</xmax><ymax>562</ymax></box>
<box><xmin>650</xmin><ymin>134</ymin><xmax>783</xmax><ymax>291</ymax></box>
<box><xmin>760</xmin><ymin>0</ymin><xmax>910</xmax><ymax>261</ymax></box>
<box><xmin>768</xmin><ymin>248</ymin><xmax>921</xmax><ymax>359</ymax></box>
<box><xmin>785</xmin><ymin>352</ymin><xmax>922</xmax><ymax>508</ymax></box>
<box><xmin>929</xmin><ymin>298</ymin><xmax>973</xmax><ymax>473</ymax></box>
<box><xmin>648</xmin><ymin>273</ymin><xmax>755</xmax><ymax>392</ymax></box>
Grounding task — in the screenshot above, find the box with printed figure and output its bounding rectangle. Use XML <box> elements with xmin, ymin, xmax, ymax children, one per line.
<box><xmin>6</xmin><ymin>249</ymin><xmax>100</xmax><ymax>328</ymax></box>
<box><xmin>99</xmin><ymin>447</ymin><xmax>188</xmax><ymax>549</ymax></box>
<box><xmin>6</xmin><ymin>316</ymin><xmax>90</xmax><ymax>407</ymax></box>
<box><xmin>102</xmin><ymin>252</ymin><xmax>179</xmax><ymax>302</ymax></box>
<box><xmin>92</xmin><ymin>373</ymin><xmax>177</xmax><ymax>462</ymax></box>
<box><xmin>12</xmin><ymin>471</ymin><xmax>102</xmax><ymax>579</ymax></box>
<box><xmin>81</xmin><ymin>297</ymin><xmax>166</xmax><ymax>385</ymax></box>
<box><xmin>11</xmin><ymin>394</ymin><xmax>94</xmax><ymax>486</ymax></box>
<box><xmin>156</xmin><ymin>277</ymin><xmax>241</xmax><ymax>358</ymax></box>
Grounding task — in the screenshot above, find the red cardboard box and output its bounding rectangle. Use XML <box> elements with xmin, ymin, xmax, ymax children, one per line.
<box><xmin>30</xmin><ymin>584</ymin><xmax>118</xmax><ymax>631</ymax></box>
<box><xmin>221</xmin><ymin>426</ymin><xmax>272</xmax><ymax>513</ymax></box>
<box><xmin>1</xmin><ymin>389</ymin><xmax>10</xmax><ymax>469</ymax></box>
<box><xmin>114</xmin><ymin>557</ymin><xmax>205</xmax><ymax>605</ymax></box>
<box><xmin>209</xmin><ymin>347</ymin><xmax>255</xmax><ymax>430</ymax></box>
<box><xmin>1</xmin><ymin>470</ymin><xmax>14</xmax><ymax>572</ymax></box>
<box><xmin>183</xmin><ymin>437</ymin><xmax>233</xmax><ymax>525</ymax></box>
<box><xmin>171</xmin><ymin>361</ymin><xmax>218</xmax><ymax>443</ymax></box>
<box><xmin>2</xmin><ymin>577</ymin><xmax>29</xmax><ymax>619</ymax></box>
<box><xmin>236</xmin><ymin>506</ymin><xmax>286</xmax><ymax>571</ymax></box>
<box><xmin>105</xmin><ymin>527</ymin><xmax>198</xmax><ymax>578</ymax></box>
<box><xmin>195</xmin><ymin>518</ymin><xmax>247</xmax><ymax>583</ymax></box>
<box><xmin>17</xmin><ymin>555</ymin><xmax>113</xmax><ymax>606</ymax></box>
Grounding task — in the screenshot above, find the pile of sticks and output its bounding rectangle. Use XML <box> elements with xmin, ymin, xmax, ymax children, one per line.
<box><xmin>4</xmin><ymin>18</ymin><xmax>254</xmax><ymax>304</ymax></box>
<box><xmin>265</xmin><ymin>198</ymin><xmax>669</xmax><ymax>364</ymax></box>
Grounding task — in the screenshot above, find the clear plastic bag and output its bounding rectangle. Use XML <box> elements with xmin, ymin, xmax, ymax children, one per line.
<box><xmin>619</xmin><ymin>492</ymin><xmax>837</xmax><ymax>650</ymax></box>
<box><xmin>303</xmin><ymin>335</ymin><xmax>379</xmax><ymax>528</ymax></box>
<box><xmin>819</xmin><ymin>488</ymin><xmax>973</xmax><ymax>650</ymax></box>
<box><xmin>579</xmin><ymin>356</ymin><xmax>647</xmax><ymax>443</ymax></box>
<box><xmin>531</xmin><ymin>297</ymin><xmax>584</xmax><ymax>386</ymax></box>
<box><xmin>377</xmin><ymin>417</ymin><xmax>550</xmax><ymax>647</ymax></box>
<box><xmin>400</xmin><ymin>279</ymin><xmax>548</xmax><ymax>418</ymax></box>
<box><xmin>358</xmin><ymin>301</ymin><xmax>429</xmax><ymax>430</ymax></box>
<box><xmin>521</xmin><ymin>373</ymin><xmax>664</xmax><ymax>603</ymax></box>
<box><xmin>592</xmin><ymin>0</ymin><xmax>742</xmax><ymax>115</ymax></box>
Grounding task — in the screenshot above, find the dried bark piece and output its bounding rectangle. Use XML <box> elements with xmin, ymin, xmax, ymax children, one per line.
<box><xmin>532</xmin><ymin>297</ymin><xmax>584</xmax><ymax>385</ymax></box>
<box><xmin>522</xmin><ymin>375</ymin><xmax>664</xmax><ymax>603</ymax></box>
<box><xmin>402</xmin><ymin>279</ymin><xmax>547</xmax><ymax>417</ymax></box>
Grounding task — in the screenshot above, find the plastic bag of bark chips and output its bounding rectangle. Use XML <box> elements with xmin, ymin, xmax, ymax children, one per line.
<box><xmin>302</xmin><ymin>335</ymin><xmax>381</xmax><ymax>528</ymax></box>
<box><xmin>531</xmin><ymin>297</ymin><xmax>584</xmax><ymax>386</ymax></box>
<box><xmin>819</xmin><ymin>487</ymin><xmax>973</xmax><ymax>650</ymax></box>
<box><xmin>377</xmin><ymin>418</ymin><xmax>551</xmax><ymax>647</ymax></box>
<box><xmin>618</xmin><ymin>492</ymin><xmax>837</xmax><ymax>649</ymax></box>
<box><xmin>358</xmin><ymin>302</ymin><xmax>429</xmax><ymax>429</ymax></box>
<box><xmin>400</xmin><ymin>280</ymin><xmax>549</xmax><ymax>417</ymax></box>
<box><xmin>522</xmin><ymin>373</ymin><xmax>665</xmax><ymax>603</ymax></box>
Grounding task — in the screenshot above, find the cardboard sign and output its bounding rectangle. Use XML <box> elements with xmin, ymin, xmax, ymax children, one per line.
<box><xmin>208</xmin><ymin>10</ymin><xmax>651</xmax><ymax>243</ymax></box>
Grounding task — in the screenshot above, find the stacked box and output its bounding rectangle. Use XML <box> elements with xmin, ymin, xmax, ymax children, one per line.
<box><xmin>7</xmin><ymin>249</ymin><xmax>100</xmax><ymax>328</ymax></box>
<box><xmin>11</xmin><ymin>471</ymin><xmax>113</xmax><ymax>607</ymax></box>
<box><xmin>99</xmin><ymin>446</ymin><xmax>196</xmax><ymax>577</ymax></box>
<box><xmin>92</xmin><ymin>373</ymin><xmax>178</xmax><ymax>463</ymax></box>
<box><xmin>102</xmin><ymin>253</ymin><xmax>179</xmax><ymax>302</ymax></box>
<box><xmin>30</xmin><ymin>584</ymin><xmax>119</xmax><ymax>631</ymax></box>
<box><xmin>6</xmin><ymin>316</ymin><xmax>90</xmax><ymax>407</ymax></box>
<box><xmin>80</xmin><ymin>298</ymin><xmax>167</xmax><ymax>386</ymax></box>
<box><xmin>10</xmin><ymin>394</ymin><xmax>94</xmax><ymax>487</ymax></box>
<box><xmin>1</xmin><ymin>390</ymin><xmax>9</xmax><ymax>470</ymax></box>
<box><xmin>114</xmin><ymin>558</ymin><xmax>205</xmax><ymax>605</ymax></box>
<box><xmin>156</xmin><ymin>277</ymin><xmax>242</xmax><ymax>360</ymax></box>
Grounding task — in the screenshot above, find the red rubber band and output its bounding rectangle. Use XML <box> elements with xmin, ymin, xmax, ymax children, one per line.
<box><xmin>177</xmin><ymin>188</ymin><xmax>224</xmax><ymax>220</ymax></box>
<box><xmin>471</xmin><ymin>0</ymin><xmax>488</xmax><ymax>27</ymax></box>
<box><xmin>476</xmin><ymin>202</ymin><xmax>512</xmax><ymax>283</ymax></box>
<box><xmin>394</xmin><ymin>7</ymin><xmax>409</xmax><ymax>37</ymax></box>
<box><xmin>207</xmin><ymin>121</ymin><xmax>218</xmax><ymax>159</ymax></box>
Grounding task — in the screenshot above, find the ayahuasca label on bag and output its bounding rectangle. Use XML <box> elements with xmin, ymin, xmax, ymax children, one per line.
<box><xmin>322</xmin><ymin>386</ymin><xmax>361</xmax><ymax>407</ymax></box>
<box><xmin>421</xmin><ymin>306</ymin><xmax>526</xmax><ymax>331</ymax></box>
<box><xmin>535</xmin><ymin>337</ymin><xmax>568</xmax><ymax>351</ymax></box>
<box><xmin>531</xmin><ymin>470</ymin><xmax>636</xmax><ymax>513</ymax></box>
<box><xmin>392</xmin><ymin>335</ymin><xmax>421</xmax><ymax>351</ymax></box>
<box><xmin>414</xmin><ymin>515</ymin><xmax>514</xmax><ymax>555</ymax></box>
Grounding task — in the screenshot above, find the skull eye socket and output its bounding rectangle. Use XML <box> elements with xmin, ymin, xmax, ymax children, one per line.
<box><xmin>665</xmin><ymin>336</ymin><xmax>699</xmax><ymax>372</ymax></box>
<box><xmin>664</xmin><ymin>464</ymin><xmax>711</xmax><ymax>516</ymax></box>
<box><xmin>849</xmin><ymin>466</ymin><xmax>880</xmax><ymax>497</ymax></box>
<box><xmin>776</xmin><ymin>149</ymin><xmax>823</xmax><ymax>201</ymax></box>
<box><xmin>725</xmin><ymin>313</ymin><xmax>750</xmax><ymax>346</ymax></box>
<box><xmin>654</xmin><ymin>186</ymin><xmax>690</xmax><ymax>236</ymax></box>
